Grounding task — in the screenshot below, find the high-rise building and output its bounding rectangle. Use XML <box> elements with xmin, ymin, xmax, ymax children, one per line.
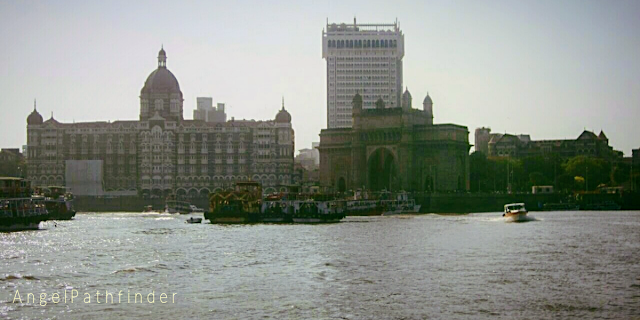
<box><xmin>194</xmin><ymin>97</ymin><xmax>226</xmax><ymax>123</ymax></box>
<box><xmin>474</xmin><ymin>127</ymin><xmax>492</xmax><ymax>155</ymax></box>
<box><xmin>322</xmin><ymin>19</ymin><xmax>404</xmax><ymax>128</ymax></box>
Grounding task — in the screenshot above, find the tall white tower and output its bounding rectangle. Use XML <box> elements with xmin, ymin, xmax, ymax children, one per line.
<box><xmin>322</xmin><ymin>19</ymin><xmax>404</xmax><ymax>128</ymax></box>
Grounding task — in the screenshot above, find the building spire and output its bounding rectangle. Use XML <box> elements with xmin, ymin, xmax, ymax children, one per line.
<box><xmin>34</xmin><ymin>99</ymin><xmax>37</xmax><ymax>111</ymax></box>
<box><xmin>158</xmin><ymin>46</ymin><xmax>167</xmax><ymax>68</ymax></box>
<box><xmin>281</xmin><ymin>96</ymin><xmax>285</xmax><ymax>110</ymax></box>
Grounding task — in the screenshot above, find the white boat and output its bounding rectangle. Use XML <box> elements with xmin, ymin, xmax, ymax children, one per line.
<box><xmin>186</xmin><ymin>217</ymin><xmax>202</xmax><ymax>224</ymax></box>
<box><xmin>503</xmin><ymin>203</ymin><xmax>528</xmax><ymax>222</ymax></box>
<box><xmin>189</xmin><ymin>204</ymin><xmax>204</xmax><ymax>213</ymax></box>
<box><xmin>381</xmin><ymin>193</ymin><xmax>421</xmax><ymax>216</ymax></box>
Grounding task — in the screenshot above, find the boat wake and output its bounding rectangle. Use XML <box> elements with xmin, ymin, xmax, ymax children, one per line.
<box><xmin>504</xmin><ymin>215</ymin><xmax>538</xmax><ymax>223</ymax></box>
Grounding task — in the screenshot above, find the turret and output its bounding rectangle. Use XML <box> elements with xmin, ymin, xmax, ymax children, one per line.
<box><xmin>423</xmin><ymin>93</ymin><xmax>433</xmax><ymax>125</ymax></box>
<box><xmin>402</xmin><ymin>87</ymin><xmax>412</xmax><ymax>110</ymax></box>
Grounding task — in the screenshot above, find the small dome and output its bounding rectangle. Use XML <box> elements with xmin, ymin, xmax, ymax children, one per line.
<box><xmin>275</xmin><ymin>107</ymin><xmax>291</xmax><ymax>123</ymax></box>
<box><xmin>158</xmin><ymin>47</ymin><xmax>166</xmax><ymax>57</ymax></box>
<box><xmin>423</xmin><ymin>93</ymin><xmax>433</xmax><ymax>104</ymax></box>
<box><xmin>352</xmin><ymin>93</ymin><xmax>363</xmax><ymax>104</ymax></box>
<box><xmin>27</xmin><ymin>109</ymin><xmax>43</xmax><ymax>125</ymax></box>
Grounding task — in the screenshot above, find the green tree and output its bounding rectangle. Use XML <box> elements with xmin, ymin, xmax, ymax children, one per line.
<box><xmin>563</xmin><ymin>156</ymin><xmax>611</xmax><ymax>191</ymax></box>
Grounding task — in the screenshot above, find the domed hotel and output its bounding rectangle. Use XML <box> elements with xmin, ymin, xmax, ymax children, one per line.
<box><xmin>26</xmin><ymin>48</ymin><xmax>295</xmax><ymax>197</ymax></box>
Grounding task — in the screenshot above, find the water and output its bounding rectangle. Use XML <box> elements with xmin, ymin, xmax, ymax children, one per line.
<box><xmin>1</xmin><ymin>211</ymin><xmax>639</xmax><ymax>319</ymax></box>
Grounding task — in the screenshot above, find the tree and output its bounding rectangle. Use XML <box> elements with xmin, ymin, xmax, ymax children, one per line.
<box><xmin>563</xmin><ymin>156</ymin><xmax>611</xmax><ymax>191</ymax></box>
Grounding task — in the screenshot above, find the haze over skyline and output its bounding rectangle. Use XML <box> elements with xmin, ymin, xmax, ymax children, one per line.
<box><xmin>1</xmin><ymin>0</ymin><xmax>639</xmax><ymax>155</ymax></box>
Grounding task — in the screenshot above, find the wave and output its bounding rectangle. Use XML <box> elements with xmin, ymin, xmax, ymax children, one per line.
<box><xmin>0</xmin><ymin>274</ymin><xmax>39</xmax><ymax>281</ymax></box>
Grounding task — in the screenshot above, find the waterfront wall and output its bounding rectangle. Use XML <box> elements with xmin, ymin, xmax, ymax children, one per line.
<box><xmin>74</xmin><ymin>197</ymin><xmax>210</xmax><ymax>213</ymax></box>
<box><xmin>74</xmin><ymin>192</ymin><xmax>639</xmax><ymax>213</ymax></box>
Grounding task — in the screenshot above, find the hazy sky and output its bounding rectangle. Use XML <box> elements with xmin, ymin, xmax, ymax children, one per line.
<box><xmin>1</xmin><ymin>0</ymin><xmax>639</xmax><ymax>156</ymax></box>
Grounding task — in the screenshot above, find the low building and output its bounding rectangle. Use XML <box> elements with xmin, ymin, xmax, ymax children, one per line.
<box><xmin>487</xmin><ymin>130</ymin><xmax>621</xmax><ymax>160</ymax></box>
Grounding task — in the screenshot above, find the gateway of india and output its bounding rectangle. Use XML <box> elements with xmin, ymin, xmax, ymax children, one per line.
<box><xmin>26</xmin><ymin>48</ymin><xmax>295</xmax><ymax>197</ymax></box>
<box><xmin>319</xmin><ymin>92</ymin><xmax>470</xmax><ymax>193</ymax></box>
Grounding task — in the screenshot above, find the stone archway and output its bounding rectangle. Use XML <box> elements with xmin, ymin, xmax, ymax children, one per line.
<box><xmin>367</xmin><ymin>148</ymin><xmax>397</xmax><ymax>191</ymax></box>
<box><xmin>337</xmin><ymin>177</ymin><xmax>346</xmax><ymax>193</ymax></box>
<box><xmin>424</xmin><ymin>175</ymin><xmax>434</xmax><ymax>193</ymax></box>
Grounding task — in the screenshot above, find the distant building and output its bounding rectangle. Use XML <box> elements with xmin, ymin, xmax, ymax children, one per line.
<box><xmin>633</xmin><ymin>148</ymin><xmax>639</xmax><ymax>165</ymax></box>
<box><xmin>487</xmin><ymin>130</ymin><xmax>621</xmax><ymax>160</ymax></box>
<box><xmin>319</xmin><ymin>91</ymin><xmax>469</xmax><ymax>192</ymax></box>
<box><xmin>474</xmin><ymin>127</ymin><xmax>492</xmax><ymax>154</ymax></box>
<box><xmin>295</xmin><ymin>142</ymin><xmax>320</xmax><ymax>170</ymax></box>
<box><xmin>26</xmin><ymin>48</ymin><xmax>294</xmax><ymax>196</ymax></box>
<box><xmin>193</xmin><ymin>97</ymin><xmax>226</xmax><ymax>123</ymax></box>
<box><xmin>0</xmin><ymin>148</ymin><xmax>24</xmax><ymax>177</ymax></box>
<box><xmin>323</xmin><ymin>19</ymin><xmax>404</xmax><ymax>128</ymax></box>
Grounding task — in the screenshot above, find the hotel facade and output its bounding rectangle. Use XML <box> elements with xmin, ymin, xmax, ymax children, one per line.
<box><xmin>26</xmin><ymin>48</ymin><xmax>295</xmax><ymax>197</ymax></box>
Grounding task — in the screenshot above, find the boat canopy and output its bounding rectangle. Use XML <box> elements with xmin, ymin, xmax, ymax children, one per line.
<box><xmin>504</xmin><ymin>203</ymin><xmax>525</xmax><ymax>210</ymax></box>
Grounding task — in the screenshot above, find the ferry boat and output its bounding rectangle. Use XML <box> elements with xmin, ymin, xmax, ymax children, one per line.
<box><xmin>261</xmin><ymin>201</ymin><xmax>293</xmax><ymax>223</ymax></box>
<box><xmin>503</xmin><ymin>203</ymin><xmax>528</xmax><ymax>222</ymax></box>
<box><xmin>205</xmin><ymin>181</ymin><xmax>263</xmax><ymax>223</ymax></box>
<box><xmin>292</xmin><ymin>200</ymin><xmax>345</xmax><ymax>223</ymax></box>
<box><xmin>40</xmin><ymin>186</ymin><xmax>76</xmax><ymax>220</ymax></box>
<box><xmin>0</xmin><ymin>177</ymin><xmax>49</xmax><ymax>232</ymax></box>
<box><xmin>165</xmin><ymin>195</ymin><xmax>192</xmax><ymax>214</ymax></box>
<box><xmin>380</xmin><ymin>192</ymin><xmax>421</xmax><ymax>216</ymax></box>
<box><xmin>345</xmin><ymin>200</ymin><xmax>381</xmax><ymax>216</ymax></box>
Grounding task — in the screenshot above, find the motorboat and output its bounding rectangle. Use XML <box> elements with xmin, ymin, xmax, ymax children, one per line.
<box><xmin>503</xmin><ymin>203</ymin><xmax>528</xmax><ymax>222</ymax></box>
<box><xmin>186</xmin><ymin>217</ymin><xmax>202</xmax><ymax>224</ymax></box>
<box><xmin>189</xmin><ymin>204</ymin><xmax>204</xmax><ymax>213</ymax></box>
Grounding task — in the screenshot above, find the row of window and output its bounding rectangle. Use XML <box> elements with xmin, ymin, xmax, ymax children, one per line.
<box><xmin>327</xmin><ymin>39</ymin><xmax>398</xmax><ymax>49</ymax></box>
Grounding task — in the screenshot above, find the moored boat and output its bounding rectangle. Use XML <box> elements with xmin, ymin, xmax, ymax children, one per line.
<box><xmin>0</xmin><ymin>177</ymin><xmax>49</xmax><ymax>232</ymax></box>
<box><xmin>40</xmin><ymin>186</ymin><xmax>76</xmax><ymax>220</ymax></box>
<box><xmin>292</xmin><ymin>200</ymin><xmax>345</xmax><ymax>223</ymax></box>
<box><xmin>503</xmin><ymin>203</ymin><xmax>528</xmax><ymax>222</ymax></box>
<box><xmin>189</xmin><ymin>204</ymin><xmax>204</xmax><ymax>213</ymax></box>
<box><xmin>583</xmin><ymin>201</ymin><xmax>621</xmax><ymax>211</ymax></box>
<box><xmin>165</xmin><ymin>199</ymin><xmax>192</xmax><ymax>214</ymax></box>
<box><xmin>543</xmin><ymin>202</ymin><xmax>580</xmax><ymax>211</ymax></box>
<box><xmin>205</xmin><ymin>181</ymin><xmax>263</xmax><ymax>223</ymax></box>
<box><xmin>186</xmin><ymin>217</ymin><xmax>202</xmax><ymax>224</ymax></box>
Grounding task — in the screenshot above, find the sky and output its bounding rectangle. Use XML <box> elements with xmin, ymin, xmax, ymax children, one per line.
<box><xmin>1</xmin><ymin>0</ymin><xmax>639</xmax><ymax>156</ymax></box>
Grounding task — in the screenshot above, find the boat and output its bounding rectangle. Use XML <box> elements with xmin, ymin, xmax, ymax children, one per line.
<box><xmin>165</xmin><ymin>196</ymin><xmax>192</xmax><ymax>214</ymax></box>
<box><xmin>40</xmin><ymin>186</ymin><xmax>76</xmax><ymax>220</ymax></box>
<box><xmin>0</xmin><ymin>177</ymin><xmax>50</xmax><ymax>232</ymax></box>
<box><xmin>261</xmin><ymin>201</ymin><xmax>293</xmax><ymax>223</ymax></box>
<box><xmin>345</xmin><ymin>199</ymin><xmax>382</xmax><ymax>216</ymax></box>
<box><xmin>583</xmin><ymin>201</ymin><xmax>621</xmax><ymax>211</ymax></box>
<box><xmin>189</xmin><ymin>204</ymin><xmax>204</xmax><ymax>213</ymax></box>
<box><xmin>380</xmin><ymin>192</ymin><xmax>421</xmax><ymax>215</ymax></box>
<box><xmin>292</xmin><ymin>200</ymin><xmax>345</xmax><ymax>223</ymax></box>
<box><xmin>542</xmin><ymin>202</ymin><xmax>580</xmax><ymax>211</ymax></box>
<box><xmin>503</xmin><ymin>203</ymin><xmax>528</xmax><ymax>222</ymax></box>
<box><xmin>186</xmin><ymin>217</ymin><xmax>202</xmax><ymax>224</ymax></box>
<box><xmin>205</xmin><ymin>181</ymin><xmax>263</xmax><ymax>223</ymax></box>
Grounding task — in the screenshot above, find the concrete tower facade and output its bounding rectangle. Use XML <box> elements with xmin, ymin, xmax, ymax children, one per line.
<box><xmin>322</xmin><ymin>19</ymin><xmax>404</xmax><ymax>128</ymax></box>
